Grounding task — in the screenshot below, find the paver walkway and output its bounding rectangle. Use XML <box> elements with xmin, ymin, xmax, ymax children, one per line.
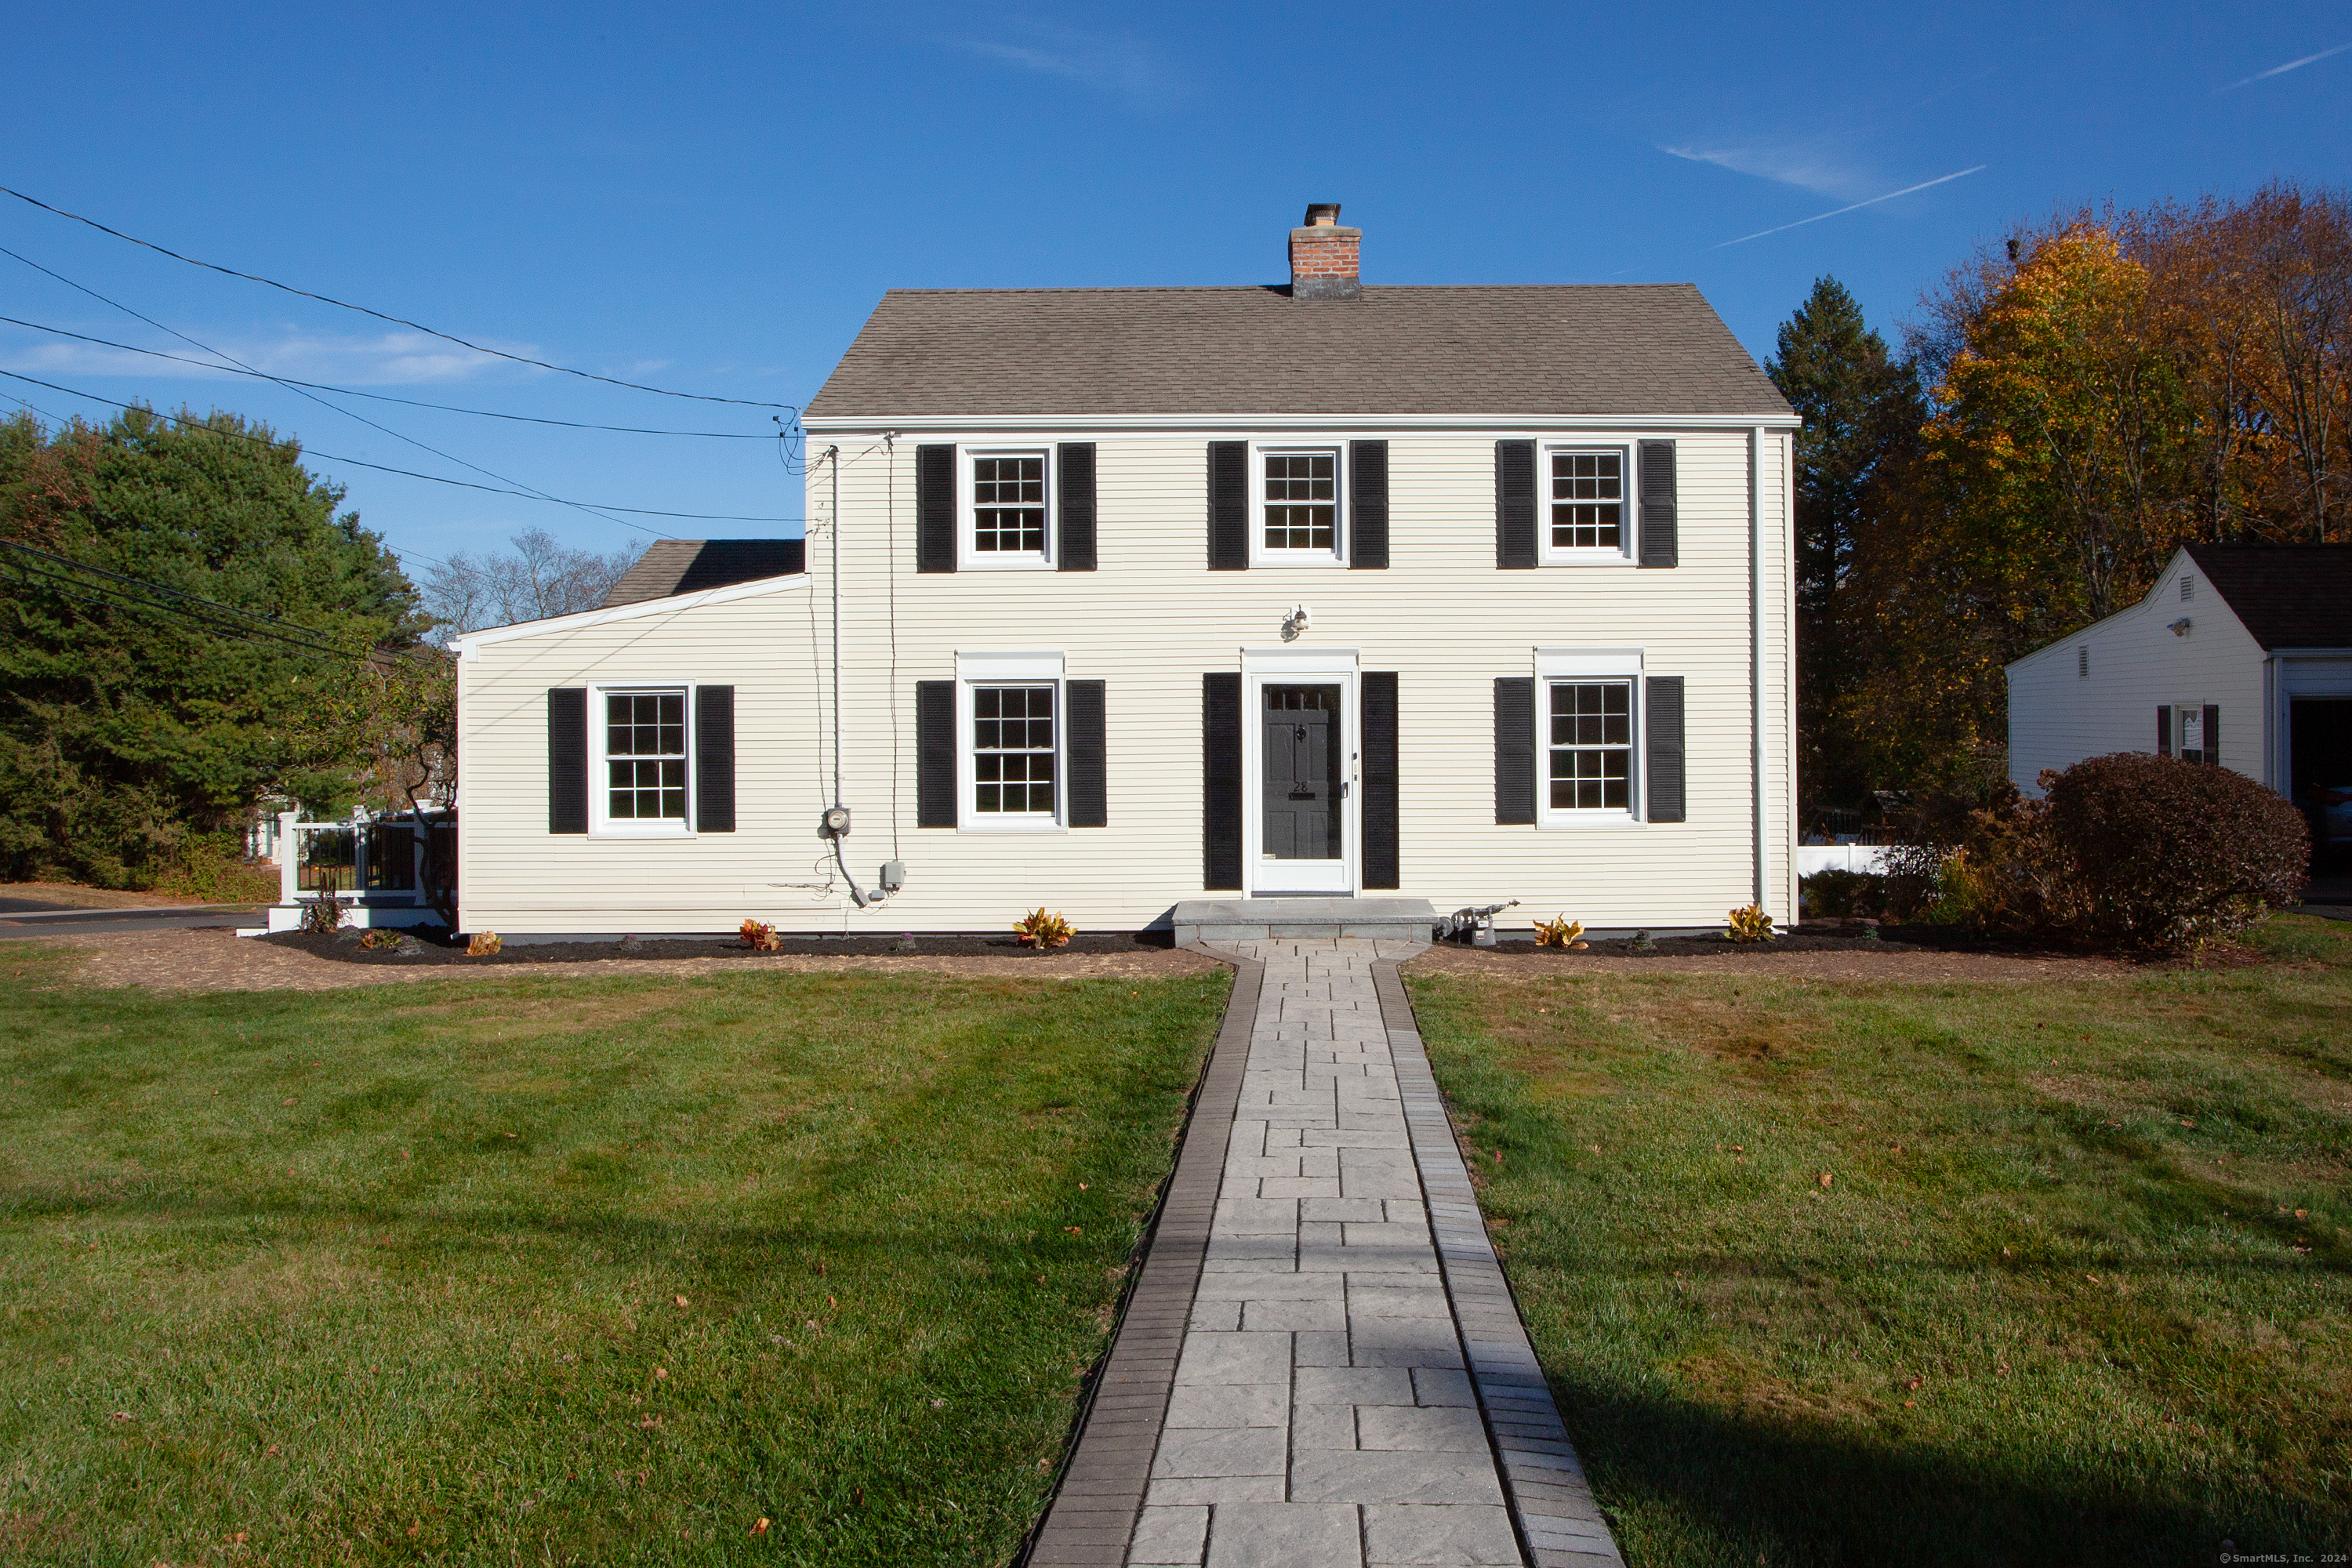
<box><xmin>1027</xmin><ymin>938</ymin><xmax>1622</xmax><ymax>1568</ymax></box>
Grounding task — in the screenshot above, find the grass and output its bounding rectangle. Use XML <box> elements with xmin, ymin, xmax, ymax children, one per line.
<box><xmin>0</xmin><ymin>946</ymin><xmax>1230</xmax><ymax>1565</ymax></box>
<box><xmin>1408</xmin><ymin>917</ymin><xmax>2352</xmax><ymax>1567</ymax></box>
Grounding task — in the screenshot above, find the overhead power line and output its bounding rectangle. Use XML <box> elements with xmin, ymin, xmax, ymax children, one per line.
<box><xmin>1</xmin><ymin>372</ymin><xmax>804</xmax><ymax>523</ymax></box>
<box><xmin>0</xmin><ymin>315</ymin><xmax>779</xmax><ymax>438</ymax></box>
<box><xmin>1</xmin><ymin>242</ymin><xmax>677</xmax><ymax>539</ymax></box>
<box><xmin>1</xmin><ymin>182</ymin><xmax>801</xmax><ymax>412</ymax></box>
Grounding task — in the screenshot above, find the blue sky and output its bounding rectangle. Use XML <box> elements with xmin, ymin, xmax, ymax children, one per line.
<box><xmin>3</xmin><ymin>2</ymin><xmax>2346</xmax><ymax>579</ymax></box>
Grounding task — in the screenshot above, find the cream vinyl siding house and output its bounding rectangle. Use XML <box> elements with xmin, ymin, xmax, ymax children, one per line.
<box><xmin>452</xmin><ymin>211</ymin><xmax>1801</xmax><ymax>936</ymax></box>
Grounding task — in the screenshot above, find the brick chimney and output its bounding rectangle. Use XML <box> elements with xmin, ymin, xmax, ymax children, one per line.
<box><xmin>1289</xmin><ymin>203</ymin><xmax>1362</xmax><ymax>299</ymax></box>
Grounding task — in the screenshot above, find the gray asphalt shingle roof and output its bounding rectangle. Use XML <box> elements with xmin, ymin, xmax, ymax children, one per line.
<box><xmin>804</xmin><ymin>285</ymin><xmax>1792</xmax><ymax>419</ymax></box>
<box><xmin>2185</xmin><ymin>544</ymin><xmax>2352</xmax><ymax>649</ymax></box>
<box><xmin>603</xmin><ymin>539</ymin><xmax>804</xmax><ymax>607</ymax></box>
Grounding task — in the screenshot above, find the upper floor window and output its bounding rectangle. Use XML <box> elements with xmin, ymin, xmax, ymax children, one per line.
<box><xmin>1543</xmin><ymin>448</ymin><xmax>1631</xmax><ymax>563</ymax></box>
<box><xmin>967</xmin><ymin>452</ymin><xmax>1050</xmax><ymax>567</ymax></box>
<box><xmin>1256</xmin><ymin>448</ymin><xmax>1344</xmax><ymax>564</ymax></box>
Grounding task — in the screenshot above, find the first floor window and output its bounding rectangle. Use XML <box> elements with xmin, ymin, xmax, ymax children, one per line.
<box><xmin>975</xmin><ymin>685</ymin><xmax>1056</xmax><ymax>815</ymax></box>
<box><xmin>1549</xmin><ymin>449</ymin><xmax>1624</xmax><ymax>551</ymax></box>
<box><xmin>607</xmin><ymin>691</ymin><xmax>686</xmax><ymax>820</ymax></box>
<box><xmin>1263</xmin><ymin>451</ymin><xmax>1337</xmax><ymax>552</ymax></box>
<box><xmin>1548</xmin><ymin>681</ymin><xmax>1631</xmax><ymax>811</ymax></box>
<box><xmin>973</xmin><ymin>454</ymin><xmax>1046</xmax><ymax>554</ymax></box>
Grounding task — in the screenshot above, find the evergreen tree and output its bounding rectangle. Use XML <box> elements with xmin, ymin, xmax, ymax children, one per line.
<box><xmin>1765</xmin><ymin>278</ymin><xmax>1922</xmax><ymax>818</ymax></box>
<box><xmin>0</xmin><ymin>407</ymin><xmax>423</xmax><ymax>887</ymax></box>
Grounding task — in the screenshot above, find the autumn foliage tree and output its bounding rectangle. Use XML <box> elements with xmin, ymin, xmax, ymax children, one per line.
<box><xmin>1800</xmin><ymin>181</ymin><xmax>2351</xmax><ymax>808</ymax></box>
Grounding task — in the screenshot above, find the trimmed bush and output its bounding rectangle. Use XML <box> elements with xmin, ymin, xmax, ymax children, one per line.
<box><xmin>2039</xmin><ymin>753</ymin><xmax>2307</xmax><ymax>950</ymax></box>
<box><xmin>1800</xmin><ymin>867</ymin><xmax>1886</xmax><ymax>918</ymax></box>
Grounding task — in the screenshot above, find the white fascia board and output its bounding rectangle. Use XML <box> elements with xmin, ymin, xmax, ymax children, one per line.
<box><xmin>803</xmin><ymin>412</ymin><xmax>1804</xmax><ymax>436</ymax></box>
<box><xmin>448</xmin><ymin>572</ymin><xmax>810</xmax><ymax>660</ymax></box>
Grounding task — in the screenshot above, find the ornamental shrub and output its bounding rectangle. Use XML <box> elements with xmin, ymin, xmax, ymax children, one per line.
<box><xmin>2038</xmin><ymin>753</ymin><xmax>2307</xmax><ymax>950</ymax></box>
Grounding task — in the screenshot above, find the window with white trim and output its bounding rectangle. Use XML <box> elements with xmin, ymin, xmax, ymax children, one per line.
<box><xmin>601</xmin><ymin>689</ymin><xmax>688</xmax><ymax>827</ymax></box>
<box><xmin>1547</xmin><ymin>681</ymin><xmax>1633</xmax><ymax>812</ymax></box>
<box><xmin>973</xmin><ymin>685</ymin><xmax>1057</xmax><ymax>817</ymax></box>
<box><xmin>968</xmin><ymin>452</ymin><xmax>1049</xmax><ymax>564</ymax></box>
<box><xmin>1541</xmin><ymin>446</ymin><xmax>1634</xmax><ymax>564</ymax></box>
<box><xmin>1255</xmin><ymin>448</ymin><xmax>1344</xmax><ymax>563</ymax></box>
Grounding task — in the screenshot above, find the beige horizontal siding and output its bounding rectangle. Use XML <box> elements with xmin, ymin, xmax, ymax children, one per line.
<box><xmin>458</xmin><ymin>428</ymin><xmax>1795</xmax><ymax>934</ymax></box>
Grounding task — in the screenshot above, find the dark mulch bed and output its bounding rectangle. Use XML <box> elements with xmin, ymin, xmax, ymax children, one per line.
<box><xmin>259</xmin><ymin>928</ymin><xmax>1176</xmax><ymax>967</ymax></box>
<box><xmin>1465</xmin><ymin>920</ymin><xmax>2114</xmax><ymax>960</ymax></box>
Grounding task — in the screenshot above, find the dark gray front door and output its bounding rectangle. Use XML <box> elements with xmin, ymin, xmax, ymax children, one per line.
<box><xmin>1262</xmin><ymin>684</ymin><xmax>1343</xmax><ymax>861</ymax></box>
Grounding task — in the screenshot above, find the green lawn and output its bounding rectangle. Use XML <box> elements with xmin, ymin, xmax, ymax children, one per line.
<box><xmin>1410</xmin><ymin>917</ymin><xmax>2352</xmax><ymax>1568</ymax></box>
<box><xmin>0</xmin><ymin>946</ymin><xmax>1229</xmax><ymax>1566</ymax></box>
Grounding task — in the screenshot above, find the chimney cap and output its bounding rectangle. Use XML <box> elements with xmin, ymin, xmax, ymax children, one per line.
<box><xmin>1304</xmin><ymin>202</ymin><xmax>1342</xmax><ymax>226</ymax></box>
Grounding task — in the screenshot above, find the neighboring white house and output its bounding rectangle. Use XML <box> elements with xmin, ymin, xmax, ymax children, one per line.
<box><xmin>449</xmin><ymin>207</ymin><xmax>1802</xmax><ymax>936</ymax></box>
<box><xmin>2007</xmin><ymin>543</ymin><xmax>2352</xmax><ymax>855</ymax></box>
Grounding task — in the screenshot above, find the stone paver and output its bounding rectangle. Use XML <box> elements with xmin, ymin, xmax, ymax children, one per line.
<box><xmin>1031</xmin><ymin>937</ymin><xmax>1623</xmax><ymax>1568</ymax></box>
<box><xmin>1121</xmin><ymin>938</ymin><xmax>1619</xmax><ymax>1568</ymax></box>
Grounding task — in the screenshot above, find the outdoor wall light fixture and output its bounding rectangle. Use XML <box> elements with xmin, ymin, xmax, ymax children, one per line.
<box><xmin>2169</xmin><ymin>618</ymin><xmax>2193</xmax><ymax>637</ymax></box>
<box><xmin>1282</xmin><ymin>604</ymin><xmax>1312</xmax><ymax>641</ymax></box>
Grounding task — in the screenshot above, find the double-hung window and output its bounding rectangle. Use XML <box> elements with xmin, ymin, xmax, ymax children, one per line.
<box><xmin>1534</xmin><ymin>649</ymin><xmax>1643</xmax><ymax>826</ymax></box>
<box><xmin>1548</xmin><ymin>682</ymin><xmax>1632</xmax><ymax>811</ymax></box>
<box><xmin>1254</xmin><ymin>447</ymin><xmax>1344</xmax><ymax>564</ymax></box>
<box><xmin>1540</xmin><ymin>446</ymin><xmax>1633</xmax><ymax>564</ymax></box>
<box><xmin>974</xmin><ymin>686</ymin><xmax>1057</xmax><ymax>816</ymax></box>
<box><xmin>598</xmin><ymin>688</ymin><xmax>690</xmax><ymax>832</ymax></box>
<box><xmin>965</xmin><ymin>451</ymin><xmax>1051</xmax><ymax>568</ymax></box>
<box><xmin>956</xmin><ymin>652</ymin><xmax>1066</xmax><ymax>829</ymax></box>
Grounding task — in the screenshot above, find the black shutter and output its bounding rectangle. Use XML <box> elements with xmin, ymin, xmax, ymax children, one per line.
<box><xmin>1646</xmin><ymin>676</ymin><xmax>1686</xmax><ymax>823</ymax></box>
<box><xmin>1203</xmin><ymin>673</ymin><xmax>1243</xmax><ymax>888</ymax></box>
<box><xmin>1208</xmin><ymin>441</ymin><xmax>1250</xmax><ymax>570</ymax></box>
<box><xmin>916</xmin><ymin>680</ymin><xmax>956</xmax><ymax>827</ymax></box>
<box><xmin>1494</xmin><ymin>677</ymin><xmax>1535</xmax><ymax>824</ymax></box>
<box><xmin>1349</xmin><ymin>441</ymin><xmax>1389</xmax><ymax>570</ymax></box>
<box><xmin>1496</xmin><ymin>441</ymin><xmax>1536</xmax><ymax>568</ymax></box>
<box><xmin>548</xmin><ymin>687</ymin><xmax>588</xmax><ymax>834</ymax></box>
<box><xmin>1058</xmin><ymin>444</ymin><xmax>1097</xmax><ymax>572</ymax></box>
<box><xmin>916</xmin><ymin>444</ymin><xmax>956</xmax><ymax>574</ymax></box>
<box><xmin>2203</xmin><ymin>704</ymin><xmax>2220</xmax><ymax>766</ymax></box>
<box><xmin>2157</xmin><ymin>705</ymin><xmax>2172</xmax><ymax>757</ymax></box>
<box><xmin>1067</xmin><ymin>679</ymin><xmax>1107</xmax><ymax>826</ymax></box>
<box><xmin>695</xmin><ymin>686</ymin><xmax>735</xmax><ymax>833</ymax></box>
<box><xmin>1361</xmin><ymin>672</ymin><xmax>1399</xmax><ymax>887</ymax></box>
<box><xmin>1638</xmin><ymin>441</ymin><xmax>1679</xmax><ymax>568</ymax></box>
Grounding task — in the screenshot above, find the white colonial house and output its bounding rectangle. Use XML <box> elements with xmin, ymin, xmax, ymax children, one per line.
<box><xmin>2008</xmin><ymin>543</ymin><xmax>2352</xmax><ymax>856</ymax></box>
<box><xmin>449</xmin><ymin>207</ymin><xmax>1802</xmax><ymax>938</ymax></box>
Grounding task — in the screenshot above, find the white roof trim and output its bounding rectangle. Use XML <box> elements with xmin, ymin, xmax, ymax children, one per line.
<box><xmin>804</xmin><ymin>412</ymin><xmax>1801</xmax><ymax>436</ymax></box>
<box><xmin>449</xmin><ymin>571</ymin><xmax>809</xmax><ymax>659</ymax></box>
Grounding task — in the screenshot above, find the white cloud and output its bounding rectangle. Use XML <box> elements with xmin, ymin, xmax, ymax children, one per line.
<box><xmin>946</xmin><ymin>24</ymin><xmax>1178</xmax><ymax>107</ymax></box>
<box><xmin>0</xmin><ymin>328</ymin><xmax>531</xmax><ymax>387</ymax></box>
<box><xmin>1659</xmin><ymin>139</ymin><xmax>1873</xmax><ymax>200</ymax></box>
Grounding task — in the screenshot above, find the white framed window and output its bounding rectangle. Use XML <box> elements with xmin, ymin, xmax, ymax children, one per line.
<box><xmin>956</xmin><ymin>652</ymin><xmax>1066</xmax><ymax>830</ymax></box>
<box><xmin>1535</xmin><ymin>648</ymin><xmax>1644</xmax><ymax>826</ymax></box>
<box><xmin>961</xmin><ymin>450</ymin><xmax>1052</xmax><ymax>569</ymax></box>
<box><xmin>1252</xmin><ymin>445</ymin><xmax>1346</xmax><ymax>566</ymax></box>
<box><xmin>1539</xmin><ymin>445</ymin><xmax>1636</xmax><ymax>566</ymax></box>
<box><xmin>593</xmin><ymin>687</ymin><xmax>692</xmax><ymax>835</ymax></box>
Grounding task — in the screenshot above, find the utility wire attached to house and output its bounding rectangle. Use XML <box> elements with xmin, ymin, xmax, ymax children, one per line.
<box><xmin>0</xmin><ymin>182</ymin><xmax>803</xmax><ymax>412</ymax></box>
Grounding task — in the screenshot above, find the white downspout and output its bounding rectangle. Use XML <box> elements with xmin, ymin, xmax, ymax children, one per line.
<box><xmin>1750</xmin><ymin>426</ymin><xmax>1765</xmax><ymax>912</ymax></box>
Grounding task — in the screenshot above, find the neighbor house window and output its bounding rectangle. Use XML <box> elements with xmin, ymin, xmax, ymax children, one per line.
<box><xmin>969</xmin><ymin>452</ymin><xmax>1048</xmax><ymax>562</ymax></box>
<box><xmin>1258</xmin><ymin>449</ymin><xmax>1341</xmax><ymax>560</ymax></box>
<box><xmin>1548</xmin><ymin>681</ymin><xmax>1632</xmax><ymax>811</ymax></box>
<box><xmin>604</xmin><ymin>690</ymin><xmax>688</xmax><ymax>824</ymax></box>
<box><xmin>974</xmin><ymin>685</ymin><xmax>1057</xmax><ymax>816</ymax></box>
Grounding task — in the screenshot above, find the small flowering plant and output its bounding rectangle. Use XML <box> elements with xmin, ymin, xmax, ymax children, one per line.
<box><xmin>1014</xmin><ymin>908</ymin><xmax>1076</xmax><ymax>949</ymax></box>
<box><xmin>1532</xmin><ymin>915</ymin><xmax>1588</xmax><ymax>950</ymax></box>
<box><xmin>739</xmin><ymin>919</ymin><xmax>780</xmax><ymax>953</ymax></box>
<box><xmin>1725</xmin><ymin>905</ymin><xmax>1777</xmax><ymax>944</ymax></box>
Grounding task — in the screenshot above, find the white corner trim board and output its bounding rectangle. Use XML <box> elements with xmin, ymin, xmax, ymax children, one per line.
<box><xmin>448</xmin><ymin>571</ymin><xmax>811</xmax><ymax>660</ymax></box>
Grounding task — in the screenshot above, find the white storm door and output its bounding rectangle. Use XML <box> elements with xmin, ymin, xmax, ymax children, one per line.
<box><xmin>1246</xmin><ymin>670</ymin><xmax>1357</xmax><ymax>895</ymax></box>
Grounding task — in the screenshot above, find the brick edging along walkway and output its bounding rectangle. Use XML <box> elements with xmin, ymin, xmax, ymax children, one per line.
<box><xmin>1022</xmin><ymin>946</ymin><xmax>1265</xmax><ymax>1566</ymax></box>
